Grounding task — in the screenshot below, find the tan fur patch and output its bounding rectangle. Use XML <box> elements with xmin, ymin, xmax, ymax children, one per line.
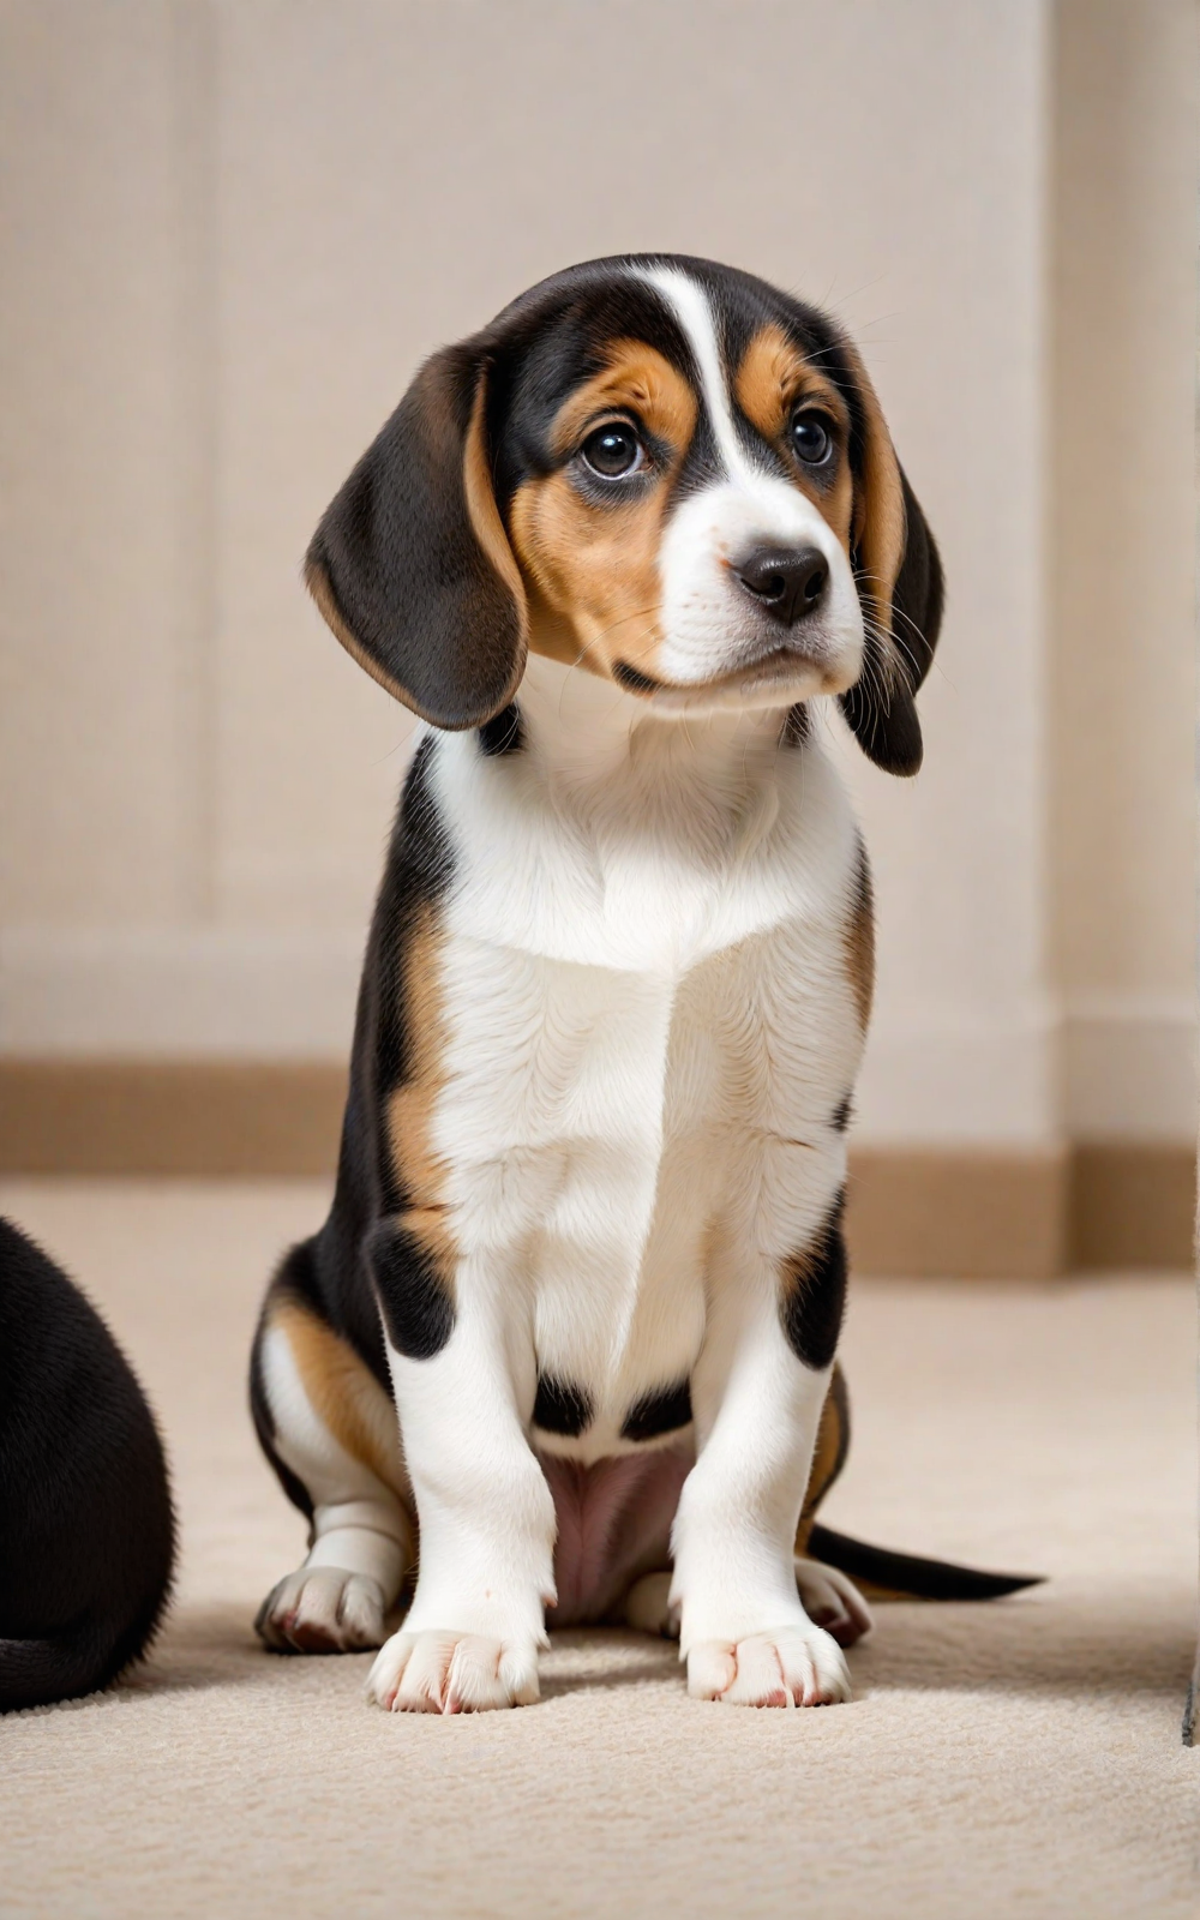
<box><xmin>735</xmin><ymin>324</ymin><xmax>854</xmax><ymax>548</ymax></box>
<box><xmin>386</xmin><ymin>903</ymin><xmax>457</xmax><ymax>1280</ymax></box>
<box><xmin>273</xmin><ymin>1295</ymin><xmax>405</xmax><ymax>1496</ymax></box>
<box><xmin>795</xmin><ymin>1362</ymin><xmax>851</xmax><ymax>1555</ymax></box>
<box><xmin>509</xmin><ymin>341</ymin><xmax>697</xmax><ymax>683</ymax></box>
<box><xmin>464</xmin><ymin>375</ymin><xmax>529</xmax><ymax>628</ymax></box>
<box><xmin>845</xmin><ymin>844</ymin><xmax>875</xmax><ymax>1032</ymax></box>
<box><xmin>840</xmin><ymin>338</ymin><xmax>907</xmax><ymax>634</ymax></box>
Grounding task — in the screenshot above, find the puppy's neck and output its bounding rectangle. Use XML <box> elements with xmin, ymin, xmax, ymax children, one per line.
<box><xmin>515</xmin><ymin>652</ymin><xmax>798</xmax><ymax>799</ymax></box>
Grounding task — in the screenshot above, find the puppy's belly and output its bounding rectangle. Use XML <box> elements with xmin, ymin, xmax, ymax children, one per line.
<box><xmin>538</xmin><ymin>1443</ymin><xmax>692</xmax><ymax>1626</ymax></box>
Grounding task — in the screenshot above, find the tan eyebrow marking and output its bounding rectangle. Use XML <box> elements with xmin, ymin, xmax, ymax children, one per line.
<box><xmin>735</xmin><ymin>323</ymin><xmax>854</xmax><ymax>548</ymax></box>
<box><xmin>735</xmin><ymin>323</ymin><xmax>850</xmax><ymax>444</ymax></box>
<box><xmin>548</xmin><ymin>339</ymin><xmax>697</xmax><ymax>458</ymax></box>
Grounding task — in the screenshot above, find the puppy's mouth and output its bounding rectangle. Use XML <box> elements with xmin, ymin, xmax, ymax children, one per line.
<box><xmin>613</xmin><ymin>643</ymin><xmax>845</xmax><ymax>707</ymax></box>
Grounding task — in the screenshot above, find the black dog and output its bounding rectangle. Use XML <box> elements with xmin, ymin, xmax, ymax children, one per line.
<box><xmin>0</xmin><ymin>1217</ymin><xmax>175</xmax><ymax>1711</ymax></box>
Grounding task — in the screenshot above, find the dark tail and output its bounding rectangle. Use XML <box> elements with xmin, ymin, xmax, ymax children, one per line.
<box><xmin>807</xmin><ymin>1523</ymin><xmax>1044</xmax><ymax>1603</ymax></box>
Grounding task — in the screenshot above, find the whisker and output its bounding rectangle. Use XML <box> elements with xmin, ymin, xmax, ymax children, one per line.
<box><xmin>852</xmin><ymin>568</ymin><xmax>929</xmax><ymax>683</ymax></box>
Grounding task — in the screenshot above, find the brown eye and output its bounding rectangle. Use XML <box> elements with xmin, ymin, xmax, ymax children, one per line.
<box><xmin>791</xmin><ymin>412</ymin><xmax>833</xmax><ymax>466</ymax></box>
<box><xmin>581</xmin><ymin>422</ymin><xmax>644</xmax><ymax>479</ymax></box>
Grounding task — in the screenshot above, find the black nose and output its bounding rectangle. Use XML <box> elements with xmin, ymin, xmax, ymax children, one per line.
<box><xmin>735</xmin><ymin>546</ymin><xmax>829</xmax><ymax>625</ymax></box>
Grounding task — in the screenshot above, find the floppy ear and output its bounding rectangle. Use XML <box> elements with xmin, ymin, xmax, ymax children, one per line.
<box><xmin>305</xmin><ymin>341</ymin><xmax>528</xmax><ymax>730</ymax></box>
<box><xmin>837</xmin><ymin>347</ymin><xmax>944</xmax><ymax>776</ymax></box>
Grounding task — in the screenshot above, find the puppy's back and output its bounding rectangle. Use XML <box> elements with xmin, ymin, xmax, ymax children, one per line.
<box><xmin>0</xmin><ymin>1217</ymin><xmax>175</xmax><ymax>1711</ymax></box>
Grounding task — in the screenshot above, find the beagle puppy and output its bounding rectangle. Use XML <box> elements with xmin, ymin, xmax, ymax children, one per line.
<box><xmin>249</xmin><ymin>254</ymin><xmax>1015</xmax><ymax>1715</ymax></box>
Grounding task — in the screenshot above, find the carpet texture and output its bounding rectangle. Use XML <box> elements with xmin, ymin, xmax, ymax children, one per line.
<box><xmin>0</xmin><ymin>1179</ymin><xmax>1196</xmax><ymax>1919</ymax></box>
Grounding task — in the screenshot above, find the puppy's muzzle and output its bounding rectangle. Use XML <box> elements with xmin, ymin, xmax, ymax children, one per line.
<box><xmin>734</xmin><ymin>545</ymin><xmax>830</xmax><ymax>627</ymax></box>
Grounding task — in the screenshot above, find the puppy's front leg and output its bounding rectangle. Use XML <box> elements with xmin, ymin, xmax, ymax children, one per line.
<box><xmin>672</xmin><ymin>1219</ymin><xmax>852</xmax><ymax>1708</ymax></box>
<box><xmin>367</xmin><ymin>1250</ymin><xmax>555</xmax><ymax>1715</ymax></box>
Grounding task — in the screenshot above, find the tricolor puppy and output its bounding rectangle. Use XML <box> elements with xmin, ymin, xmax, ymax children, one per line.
<box><xmin>250</xmin><ymin>254</ymin><xmax>1030</xmax><ymax>1715</ymax></box>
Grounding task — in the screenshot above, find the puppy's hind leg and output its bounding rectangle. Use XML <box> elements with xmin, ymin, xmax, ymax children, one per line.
<box><xmin>251</xmin><ymin>1260</ymin><xmax>413</xmax><ymax>1654</ymax></box>
<box><xmin>621</xmin><ymin>1571</ymin><xmax>679</xmax><ymax>1639</ymax></box>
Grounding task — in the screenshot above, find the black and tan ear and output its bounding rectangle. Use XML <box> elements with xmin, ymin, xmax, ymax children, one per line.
<box><xmin>305</xmin><ymin>341</ymin><xmax>528</xmax><ymax>730</ymax></box>
<box><xmin>838</xmin><ymin>346</ymin><xmax>944</xmax><ymax>776</ymax></box>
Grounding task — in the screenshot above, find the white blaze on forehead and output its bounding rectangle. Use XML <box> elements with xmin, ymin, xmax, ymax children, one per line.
<box><xmin>634</xmin><ymin>263</ymin><xmax>764</xmax><ymax>490</ymax></box>
<box><xmin>633</xmin><ymin>261</ymin><xmax>832</xmax><ymax>539</ymax></box>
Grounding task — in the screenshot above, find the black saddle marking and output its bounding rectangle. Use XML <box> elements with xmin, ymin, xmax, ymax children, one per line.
<box><xmin>366</xmin><ymin>1218</ymin><xmax>454</xmax><ymax>1361</ymax></box>
<box><xmin>620</xmin><ymin>1379</ymin><xmax>694</xmax><ymax>1443</ymax></box>
<box><xmin>532</xmin><ymin>1376</ymin><xmax>594</xmax><ymax>1437</ymax></box>
<box><xmin>780</xmin><ymin>1190</ymin><xmax>847</xmax><ymax>1371</ymax></box>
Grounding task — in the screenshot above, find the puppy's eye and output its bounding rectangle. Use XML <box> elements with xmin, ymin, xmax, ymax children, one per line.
<box><xmin>581</xmin><ymin>422</ymin><xmax>644</xmax><ymax>479</ymax></box>
<box><xmin>791</xmin><ymin>412</ymin><xmax>833</xmax><ymax>466</ymax></box>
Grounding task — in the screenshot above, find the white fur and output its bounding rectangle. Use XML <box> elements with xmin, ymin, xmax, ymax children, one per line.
<box><xmin>368</xmin><ymin>648</ymin><xmax>863</xmax><ymax>1707</ymax></box>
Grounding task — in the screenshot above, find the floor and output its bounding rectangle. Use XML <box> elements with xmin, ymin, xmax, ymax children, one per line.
<box><xmin>0</xmin><ymin>1179</ymin><xmax>1196</xmax><ymax>1919</ymax></box>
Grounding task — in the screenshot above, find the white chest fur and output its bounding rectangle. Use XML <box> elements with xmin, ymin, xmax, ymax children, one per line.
<box><xmin>423</xmin><ymin>659</ymin><xmax>864</xmax><ymax>1461</ymax></box>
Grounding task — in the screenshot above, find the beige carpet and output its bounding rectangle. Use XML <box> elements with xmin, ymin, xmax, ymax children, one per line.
<box><xmin>0</xmin><ymin>1179</ymin><xmax>1196</xmax><ymax>1919</ymax></box>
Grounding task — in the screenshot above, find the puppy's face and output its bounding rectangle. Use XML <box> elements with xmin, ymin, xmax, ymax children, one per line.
<box><xmin>307</xmin><ymin>255</ymin><xmax>942</xmax><ymax>772</ymax></box>
<box><xmin>502</xmin><ymin>265</ymin><xmax>863</xmax><ymax>714</ymax></box>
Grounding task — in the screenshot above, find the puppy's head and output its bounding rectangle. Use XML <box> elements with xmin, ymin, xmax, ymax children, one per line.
<box><xmin>307</xmin><ymin>255</ymin><xmax>943</xmax><ymax>773</ymax></box>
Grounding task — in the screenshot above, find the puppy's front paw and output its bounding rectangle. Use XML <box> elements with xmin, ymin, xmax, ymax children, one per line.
<box><xmin>687</xmin><ymin>1625</ymin><xmax>851</xmax><ymax>1707</ymax></box>
<box><xmin>367</xmin><ymin>1628</ymin><xmax>541</xmax><ymax>1714</ymax></box>
<box><xmin>255</xmin><ymin>1567</ymin><xmax>388</xmax><ymax>1653</ymax></box>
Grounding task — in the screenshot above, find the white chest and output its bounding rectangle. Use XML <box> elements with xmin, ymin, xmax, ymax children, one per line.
<box><xmin>422</xmin><ymin>699</ymin><xmax>861</xmax><ymax>1456</ymax></box>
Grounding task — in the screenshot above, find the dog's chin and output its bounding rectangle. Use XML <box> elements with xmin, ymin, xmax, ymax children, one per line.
<box><xmin>640</xmin><ymin>644</ymin><xmax>860</xmax><ymax>718</ymax></box>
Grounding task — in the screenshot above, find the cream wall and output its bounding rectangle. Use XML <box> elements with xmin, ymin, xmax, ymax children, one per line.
<box><xmin>1051</xmin><ymin>0</ymin><xmax>1198</xmax><ymax>1142</ymax></box>
<box><xmin>0</xmin><ymin>0</ymin><xmax>1194</xmax><ymax>1151</ymax></box>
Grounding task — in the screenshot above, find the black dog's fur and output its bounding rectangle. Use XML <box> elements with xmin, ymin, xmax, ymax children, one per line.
<box><xmin>0</xmin><ymin>1217</ymin><xmax>175</xmax><ymax>1711</ymax></box>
